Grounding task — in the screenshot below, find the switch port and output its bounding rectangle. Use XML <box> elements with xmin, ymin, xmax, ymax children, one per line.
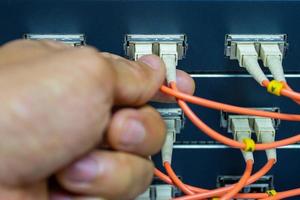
<box><xmin>225</xmin><ymin>34</ymin><xmax>288</xmax><ymax>61</ymax></box>
<box><xmin>24</xmin><ymin>34</ymin><xmax>86</xmax><ymax>46</ymax></box>
<box><xmin>124</xmin><ymin>34</ymin><xmax>188</xmax><ymax>60</ymax></box>
<box><xmin>217</xmin><ymin>175</ymin><xmax>274</xmax><ymax>199</ymax></box>
<box><xmin>220</xmin><ymin>107</ymin><xmax>280</xmax><ymax>133</ymax></box>
<box><xmin>157</xmin><ymin>108</ymin><xmax>185</xmax><ymax>135</ymax></box>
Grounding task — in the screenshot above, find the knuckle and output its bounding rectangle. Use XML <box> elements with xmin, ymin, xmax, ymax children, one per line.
<box><xmin>71</xmin><ymin>47</ymin><xmax>112</xmax><ymax>74</ymax></box>
<box><xmin>65</xmin><ymin>47</ymin><xmax>116</xmax><ymax>92</ymax></box>
<box><xmin>39</xmin><ymin>40</ymin><xmax>68</xmax><ymax>48</ymax></box>
<box><xmin>117</xmin><ymin>155</ymin><xmax>153</xmax><ymax>199</ymax></box>
<box><xmin>143</xmin><ymin>106</ymin><xmax>166</xmax><ymax>132</ymax></box>
<box><xmin>131</xmin><ymin>61</ymin><xmax>150</xmax><ymax>81</ymax></box>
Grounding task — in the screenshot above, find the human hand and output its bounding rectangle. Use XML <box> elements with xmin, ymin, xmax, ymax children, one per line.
<box><xmin>0</xmin><ymin>40</ymin><xmax>195</xmax><ymax>200</ymax></box>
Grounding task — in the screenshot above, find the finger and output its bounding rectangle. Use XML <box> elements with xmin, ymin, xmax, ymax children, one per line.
<box><xmin>38</xmin><ymin>40</ymin><xmax>71</xmax><ymax>49</ymax></box>
<box><xmin>107</xmin><ymin>106</ymin><xmax>166</xmax><ymax>156</ymax></box>
<box><xmin>56</xmin><ymin>151</ymin><xmax>153</xmax><ymax>200</ymax></box>
<box><xmin>50</xmin><ymin>192</ymin><xmax>106</xmax><ymax>200</ymax></box>
<box><xmin>0</xmin><ymin>40</ymin><xmax>68</xmax><ymax>66</ymax></box>
<box><xmin>100</xmin><ymin>52</ymin><xmax>194</xmax><ymax>103</ymax></box>
<box><xmin>151</xmin><ymin>69</ymin><xmax>195</xmax><ymax>102</ymax></box>
<box><xmin>106</xmin><ymin>53</ymin><xmax>166</xmax><ymax>106</ymax></box>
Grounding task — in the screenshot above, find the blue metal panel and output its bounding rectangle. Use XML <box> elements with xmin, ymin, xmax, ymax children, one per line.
<box><xmin>1</xmin><ymin>0</ymin><xmax>300</xmax><ymax>72</ymax></box>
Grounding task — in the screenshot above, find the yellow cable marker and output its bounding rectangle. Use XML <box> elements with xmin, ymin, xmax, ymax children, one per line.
<box><xmin>267</xmin><ymin>80</ymin><xmax>284</xmax><ymax>96</ymax></box>
<box><xmin>243</xmin><ymin>138</ymin><xmax>256</xmax><ymax>152</ymax></box>
<box><xmin>266</xmin><ymin>189</ymin><xmax>277</xmax><ymax>196</ymax></box>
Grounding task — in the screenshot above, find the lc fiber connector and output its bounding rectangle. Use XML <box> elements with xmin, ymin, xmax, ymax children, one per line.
<box><xmin>124</xmin><ymin>34</ymin><xmax>187</xmax><ymax>83</ymax></box>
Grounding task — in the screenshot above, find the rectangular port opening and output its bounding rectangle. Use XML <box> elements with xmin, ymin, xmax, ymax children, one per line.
<box><xmin>217</xmin><ymin>175</ymin><xmax>274</xmax><ymax>194</ymax></box>
<box><xmin>220</xmin><ymin>107</ymin><xmax>281</xmax><ymax>133</ymax></box>
<box><xmin>225</xmin><ymin>34</ymin><xmax>288</xmax><ymax>60</ymax></box>
<box><xmin>124</xmin><ymin>34</ymin><xmax>188</xmax><ymax>60</ymax></box>
<box><xmin>24</xmin><ymin>34</ymin><xmax>86</xmax><ymax>46</ymax></box>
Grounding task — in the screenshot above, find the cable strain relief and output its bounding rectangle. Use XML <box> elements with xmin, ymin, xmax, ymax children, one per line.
<box><xmin>267</xmin><ymin>56</ymin><xmax>286</xmax><ymax>82</ymax></box>
<box><xmin>259</xmin><ymin>131</ymin><xmax>277</xmax><ymax>162</ymax></box>
<box><xmin>266</xmin><ymin>149</ymin><xmax>277</xmax><ymax>163</ymax></box>
<box><xmin>243</xmin><ymin>56</ymin><xmax>268</xmax><ymax>85</ymax></box>
<box><xmin>161</xmin><ymin>131</ymin><xmax>174</xmax><ymax>165</ymax></box>
<box><xmin>241</xmin><ymin>151</ymin><xmax>254</xmax><ymax>162</ymax></box>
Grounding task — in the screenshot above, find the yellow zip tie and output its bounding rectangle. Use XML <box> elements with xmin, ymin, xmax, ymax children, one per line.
<box><xmin>243</xmin><ymin>138</ymin><xmax>256</xmax><ymax>152</ymax></box>
<box><xmin>267</xmin><ymin>80</ymin><xmax>284</xmax><ymax>96</ymax></box>
<box><xmin>266</xmin><ymin>189</ymin><xmax>277</xmax><ymax>196</ymax></box>
<box><xmin>211</xmin><ymin>198</ymin><xmax>220</xmax><ymax>200</ymax></box>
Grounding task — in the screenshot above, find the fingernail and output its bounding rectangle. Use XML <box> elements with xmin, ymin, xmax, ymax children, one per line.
<box><xmin>63</xmin><ymin>156</ymin><xmax>99</xmax><ymax>184</ymax></box>
<box><xmin>138</xmin><ymin>55</ymin><xmax>162</xmax><ymax>70</ymax></box>
<box><xmin>50</xmin><ymin>193</ymin><xmax>72</xmax><ymax>200</ymax></box>
<box><xmin>120</xmin><ymin>118</ymin><xmax>146</xmax><ymax>146</ymax></box>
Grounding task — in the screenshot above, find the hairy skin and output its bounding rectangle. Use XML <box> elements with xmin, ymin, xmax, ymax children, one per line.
<box><xmin>0</xmin><ymin>40</ymin><xmax>195</xmax><ymax>200</ymax></box>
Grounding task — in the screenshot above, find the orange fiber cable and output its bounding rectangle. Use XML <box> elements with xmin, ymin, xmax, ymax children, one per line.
<box><xmin>262</xmin><ymin>80</ymin><xmax>300</xmax><ymax>102</ymax></box>
<box><xmin>157</xmin><ymin>80</ymin><xmax>299</xmax><ymax>199</ymax></box>
<box><xmin>160</xmin><ymin>84</ymin><xmax>300</xmax><ymax>121</ymax></box>
<box><xmin>220</xmin><ymin>160</ymin><xmax>254</xmax><ymax>200</ymax></box>
<box><xmin>164</xmin><ymin>162</ymin><xmax>195</xmax><ymax>195</ymax></box>
<box><xmin>260</xmin><ymin>188</ymin><xmax>300</xmax><ymax>200</ymax></box>
<box><xmin>172</xmin><ymin>159</ymin><xmax>273</xmax><ymax>200</ymax></box>
<box><xmin>281</xmin><ymin>82</ymin><xmax>300</xmax><ymax>105</ymax></box>
<box><xmin>155</xmin><ymin>159</ymin><xmax>274</xmax><ymax>200</ymax></box>
<box><xmin>154</xmin><ymin>168</ymin><xmax>208</xmax><ymax>193</ymax></box>
<box><xmin>162</xmin><ymin>83</ymin><xmax>300</xmax><ymax>151</ymax></box>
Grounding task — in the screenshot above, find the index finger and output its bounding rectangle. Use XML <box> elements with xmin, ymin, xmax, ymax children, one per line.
<box><xmin>102</xmin><ymin>53</ymin><xmax>166</xmax><ymax>106</ymax></box>
<box><xmin>101</xmin><ymin>53</ymin><xmax>195</xmax><ymax>105</ymax></box>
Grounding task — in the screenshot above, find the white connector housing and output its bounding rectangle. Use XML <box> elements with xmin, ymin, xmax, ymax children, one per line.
<box><xmin>254</xmin><ymin>118</ymin><xmax>277</xmax><ymax>161</ymax></box>
<box><xmin>124</xmin><ymin>34</ymin><xmax>187</xmax><ymax>85</ymax></box>
<box><xmin>156</xmin><ymin>185</ymin><xmax>173</xmax><ymax>200</ymax></box>
<box><xmin>231</xmin><ymin>118</ymin><xmax>254</xmax><ymax>162</ymax></box>
<box><xmin>231</xmin><ymin>118</ymin><xmax>252</xmax><ymax>140</ymax></box>
<box><xmin>261</xmin><ymin>44</ymin><xmax>286</xmax><ymax>81</ymax></box>
<box><xmin>162</xmin><ymin>120</ymin><xmax>176</xmax><ymax>165</ymax></box>
<box><xmin>158</xmin><ymin>108</ymin><xmax>184</xmax><ymax>165</ymax></box>
<box><xmin>134</xmin><ymin>43</ymin><xmax>153</xmax><ymax>60</ymax></box>
<box><xmin>236</xmin><ymin>43</ymin><xmax>258</xmax><ymax>67</ymax></box>
<box><xmin>130</xmin><ymin>42</ymin><xmax>178</xmax><ymax>84</ymax></box>
<box><xmin>254</xmin><ymin>118</ymin><xmax>275</xmax><ymax>141</ymax></box>
<box><xmin>135</xmin><ymin>185</ymin><xmax>173</xmax><ymax>200</ymax></box>
<box><xmin>260</xmin><ymin>44</ymin><xmax>283</xmax><ymax>66</ymax></box>
<box><xmin>136</xmin><ymin>188</ymin><xmax>151</xmax><ymax>200</ymax></box>
<box><xmin>160</xmin><ymin>43</ymin><xmax>178</xmax><ymax>83</ymax></box>
<box><xmin>236</xmin><ymin>44</ymin><xmax>268</xmax><ymax>84</ymax></box>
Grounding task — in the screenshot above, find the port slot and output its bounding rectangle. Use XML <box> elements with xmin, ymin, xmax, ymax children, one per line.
<box><xmin>225</xmin><ymin>34</ymin><xmax>288</xmax><ymax>60</ymax></box>
<box><xmin>136</xmin><ymin>183</ymin><xmax>181</xmax><ymax>199</ymax></box>
<box><xmin>157</xmin><ymin>108</ymin><xmax>185</xmax><ymax>135</ymax></box>
<box><xmin>217</xmin><ymin>175</ymin><xmax>274</xmax><ymax>195</ymax></box>
<box><xmin>220</xmin><ymin>107</ymin><xmax>281</xmax><ymax>133</ymax></box>
<box><xmin>152</xmin><ymin>177</ymin><xmax>182</xmax><ymax>198</ymax></box>
<box><xmin>124</xmin><ymin>34</ymin><xmax>188</xmax><ymax>60</ymax></box>
<box><xmin>24</xmin><ymin>34</ymin><xmax>86</xmax><ymax>46</ymax></box>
